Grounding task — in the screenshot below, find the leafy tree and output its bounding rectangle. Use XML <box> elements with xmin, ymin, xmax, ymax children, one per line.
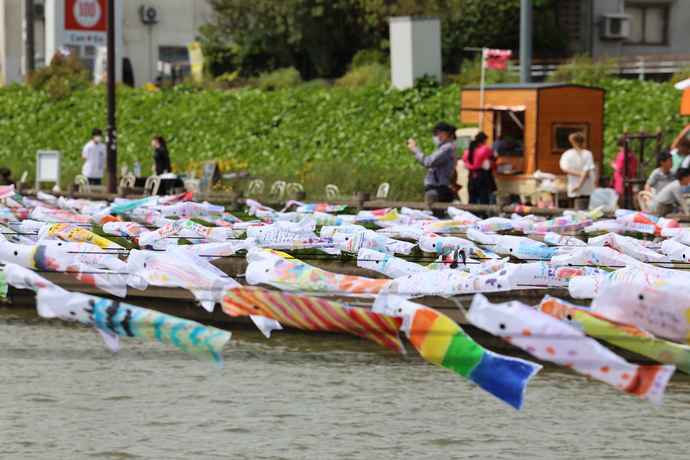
<box><xmin>202</xmin><ymin>0</ymin><xmax>568</xmax><ymax>77</ymax></box>
<box><xmin>205</xmin><ymin>0</ymin><xmax>374</xmax><ymax>78</ymax></box>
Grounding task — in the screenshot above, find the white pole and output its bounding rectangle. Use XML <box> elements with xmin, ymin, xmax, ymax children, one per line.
<box><xmin>479</xmin><ymin>47</ymin><xmax>487</xmax><ymax>129</ymax></box>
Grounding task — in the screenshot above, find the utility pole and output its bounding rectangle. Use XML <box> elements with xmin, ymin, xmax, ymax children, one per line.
<box><xmin>24</xmin><ymin>0</ymin><xmax>35</xmax><ymax>83</ymax></box>
<box><xmin>520</xmin><ymin>0</ymin><xmax>533</xmax><ymax>83</ymax></box>
<box><xmin>106</xmin><ymin>0</ymin><xmax>117</xmax><ymax>193</ymax></box>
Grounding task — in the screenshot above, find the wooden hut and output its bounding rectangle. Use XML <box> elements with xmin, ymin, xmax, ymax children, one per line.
<box><xmin>460</xmin><ymin>83</ymin><xmax>605</xmax><ymax>198</ymax></box>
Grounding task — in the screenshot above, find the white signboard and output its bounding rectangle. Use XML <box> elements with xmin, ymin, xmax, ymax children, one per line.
<box><xmin>36</xmin><ymin>150</ymin><xmax>62</xmax><ymax>189</ymax></box>
<box><xmin>93</xmin><ymin>46</ymin><xmax>108</xmax><ymax>84</ymax></box>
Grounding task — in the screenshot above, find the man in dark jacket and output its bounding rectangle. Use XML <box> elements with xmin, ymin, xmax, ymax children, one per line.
<box><xmin>407</xmin><ymin>121</ymin><xmax>458</xmax><ymax>202</ymax></box>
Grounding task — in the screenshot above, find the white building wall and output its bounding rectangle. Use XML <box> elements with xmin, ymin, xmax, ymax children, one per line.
<box><xmin>389</xmin><ymin>16</ymin><xmax>442</xmax><ymax>90</ymax></box>
<box><xmin>1</xmin><ymin>0</ymin><xmax>23</xmax><ymax>84</ymax></box>
<box><xmin>591</xmin><ymin>0</ymin><xmax>690</xmax><ymax>58</ymax></box>
<box><xmin>122</xmin><ymin>0</ymin><xmax>212</xmax><ymax>86</ymax></box>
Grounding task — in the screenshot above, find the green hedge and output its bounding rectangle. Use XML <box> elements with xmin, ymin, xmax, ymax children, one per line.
<box><xmin>0</xmin><ymin>78</ymin><xmax>687</xmax><ymax>198</ymax></box>
<box><xmin>0</xmin><ymin>82</ymin><xmax>458</xmax><ymax>199</ymax></box>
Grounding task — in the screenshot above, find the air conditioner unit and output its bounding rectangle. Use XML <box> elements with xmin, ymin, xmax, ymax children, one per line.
<box><xmin>34</xmin><ymin>3</ymin><xmax>45</xmax><ymax>19</ymax></box>
<box><xmin>600</xmin><ymin>13</ymin><xmax>631</xmax><ymax>40</ymax></box>
<box><xmin>140</xmin><ymin>5</ymin><xmax>161</xmax><ymax>24</ymax></box>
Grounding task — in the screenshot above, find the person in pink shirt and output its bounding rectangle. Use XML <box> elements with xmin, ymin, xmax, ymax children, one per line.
<box><xmin>610</xmin><ymin>137</ymin><xmax>637</xmax><ymax>206</ymax></box>
<box><xmin>462</xmin><ymin>132</ymin><xmax>496</xmax><ymax>204</ymax></box>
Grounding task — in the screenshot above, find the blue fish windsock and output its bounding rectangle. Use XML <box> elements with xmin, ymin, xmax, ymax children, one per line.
<box><xmin>37</xmin><ymin>290</ymin><xmax>232</xmax><ymax>370</ymax></box>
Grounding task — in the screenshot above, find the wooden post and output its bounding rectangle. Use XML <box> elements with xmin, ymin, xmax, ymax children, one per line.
<box><xmin>495</xmin><ymin>193</ymin><xmax>511</xmax><ymax>208</ymax></box>
<box><xmin>574</xmin><ymin>198</ymin><xmax>588</xmax><ymax>210</ymax></box>
<box><xmin>67</xmin><ymin>183</ymin><xmax>77</xmax><ymax>198</ymax></box>
<box><xmin>118</xmin><ymin>186</ymin><xmax>131</xmax><ymax>198</ymax></box>
<box><xmin>656</xmin><ymin>202</ymin><xmax>673</xmax><ymax>217</ymax></box>
<box><xmin>294</xmin><ymin>191</ymin><xmax>306</xmax><ymax>201</ymax></box>
<box><xmin>17</xmin><ymin>182</ymin><xmax>29</xmax><ymax>194</ymax></box>
<box><xmin>357</xmin><ymin>191</ymin><xmax>370</xmax><ymax>211</ymax></box>
<box><xmin>229</xmin><ymin>191</ymin><xmax>239</xmax><ymax>211</ymax></box>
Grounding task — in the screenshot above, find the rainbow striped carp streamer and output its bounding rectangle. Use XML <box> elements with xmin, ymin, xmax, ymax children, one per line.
<box><xmin>221</xmin><ymin>286</ymin><xmax>405</xmax><ymax>353</ymax></box>
<box><xmin>373</xmin><ymin>295</ymin><xmax>541</xmax><ymax>410</ymax></box>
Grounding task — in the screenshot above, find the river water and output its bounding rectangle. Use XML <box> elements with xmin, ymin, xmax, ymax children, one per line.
<box><xmin>0</xmin><ymin>308</ymin><xmax>689</xmax><ymax>460</ymax></box>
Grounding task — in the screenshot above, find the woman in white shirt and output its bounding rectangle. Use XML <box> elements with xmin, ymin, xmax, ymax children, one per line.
<box><xmin>559</xmin><ymin>132</ymin><xmax>595</xmax><ymax>205</ymax></box>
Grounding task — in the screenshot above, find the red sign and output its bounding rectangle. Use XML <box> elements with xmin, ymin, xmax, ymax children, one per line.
<box><xmin>65</xmin><ymin>0</ymin><xmax>107</xmax><ymax>32</ymax></box>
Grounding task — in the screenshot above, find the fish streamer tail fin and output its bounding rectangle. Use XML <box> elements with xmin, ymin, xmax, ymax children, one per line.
<box><xmin>467</xmin><ymin>350</ymin><xmax>542</xmax><ymax>410</ymax></box>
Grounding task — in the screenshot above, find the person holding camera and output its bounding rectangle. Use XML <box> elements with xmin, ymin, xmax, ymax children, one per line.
<box><xmin>407</xmin><ymin>121</ymin><xmax>458</xmax><ymax>203</ymax></box>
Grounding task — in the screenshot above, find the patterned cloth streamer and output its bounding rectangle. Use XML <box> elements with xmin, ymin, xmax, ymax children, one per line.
<box><xmin>39</xmin><ymin>223</ymin><xmax>127</xmax><ymax>253</ymax></box>
<box><xmin>591</xmin><ymin>282</ymin><xmax>690</xmax><ymax>345</ymax></box>
<box><xmin>245</xmin><ymin>249</ymin><xmax>390</xmax><ymax>295</ymax></box>
<box><xmin>37</xmin><ymin>290</ymin><xmax>231</xmax><ymax>370</ymax></box>
<box><xmin>0</xmin><ymin>242</ymin><xmax>126</xmax><ymax>297</ymax></box>
<box><xmin>139</xmin><ymin>219</ymin><xmax>227</xmax><ymax>246</ymax></box>
<box><xmin>356</xmin><ymin>248</ymin><xmax>424</xmax><ymax>278</ymax></box>
<box><xmin>466</xmin><ymin>294</ymin><xmax>675</xmax><ymax>405</ymax></box>
<box><xmin>222</xmin><ymin>286</ymin><xmax>405</xmax><ymax>353</ymax></box>
<box><xmin>540</xmin><ymin>295</ymin><xmax>690</xmax><ymax>374</ymax></box>
<box><xmin>335</xmin><ymin>230</ymin><xmax>415</xmax><ymax>255</ymax></box>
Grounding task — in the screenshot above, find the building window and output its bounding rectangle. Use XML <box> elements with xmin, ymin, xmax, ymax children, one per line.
<box><xmin>552</xmin><ymin>123</ymin><xmax>588</xmax><ymax>154</ymax></box>
<box><xmin>158</xmin><ymin>46</ymin><xmax>189</xmax><ymax>64</ymax></box>
<box><xmin>624</xmin><ymin>4</ymin><xmax>668</xmax><ymax>45</ymax></box>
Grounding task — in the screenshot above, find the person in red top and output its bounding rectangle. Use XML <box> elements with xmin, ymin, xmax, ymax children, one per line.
<box><xmin>462</xmin><ymin>132</ymin><xmax>496</xmax><ymax>204</ymax></box>
<box><xmin>610</xmin><ymin>137</ymin><xmax>637</xmax><ymax>206</ymax></box>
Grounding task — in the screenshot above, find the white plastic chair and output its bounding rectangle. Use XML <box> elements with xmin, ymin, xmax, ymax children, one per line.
<box><xmin>184</xmin><ymin>179</ymin><xmax>200</xmax><ymax>191</ymax></box>
<box><xmin>638</xmin><ymin>190</ymin><xmax>654</xmax><ymax>212</ymax></box>
<box><xmin>246</xmin><ymin>179</ymin><xmax>265</xmax><ymax>197</ymax></box>
<box><xmin>376</xmin><ymin>182</ymin><xmax>390</xmax><ymax>201</ymax></box>
<box><xmin>286</xmin><ymin>182</ymin><xmax>304</xmax><ymax>195</ymax></box>
<box><xmin>325</xmin><ymin>184</ymin><xmax>340</xmax><ymax>200</ymax></box>
<box><xmin>74</xmin><ymin>174</ymin><xmax>90</xmax><ymax>193</ymax></box>
<box><xmin>144</xmin><ymin>175</ymin><xmax>161</xmax><ymax>196</ymax></box>
<box><xmin>120</xmin><ymin>173</ymin><xmax>136</xmax><ymax>188</ymax></box>
<box><xmin>270</xmin><ymin>181</ymin><xmax>286</xmax><ymax>199</ymax></box>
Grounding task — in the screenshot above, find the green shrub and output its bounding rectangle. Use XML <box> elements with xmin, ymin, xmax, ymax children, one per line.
<box><xmin>302</xmin><ymin>79</ymin><xmax>332</xmax><ymax>90</ymax></box>
<box><xmin>670</xmin><ymin>66</ymin><xmax>690</xmax><ymax>87</ymax></box>
<box><xmin>446</xmin><ymin>55</ymin><xmax>518</xmax><ymax>87</ymax></box>
<box><xmin>335</xmin><ymin>63</ymin><xmax>390</xmax><ymax>88</ymax></box>
<box><xmin>350</xmin><ymin>48</ymin><xmax>388</xmax><ymax>69</ymax></box>
<box><xmin>257</xmin><ymin>67</ymin><xmax>303</xmax><ymax>91</ymax></box>
<box><xmin>546</xmin><ymin>53</ymin><xmax>614</xmax><ymax>86</ymax></box>
<box><xmin>29</xmin><ymin>51</ymin><xmax>92</xmax><ymax>101</ymax></box>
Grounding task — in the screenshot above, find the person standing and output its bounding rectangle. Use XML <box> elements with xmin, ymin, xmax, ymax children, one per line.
<box><xmin>0</xmin><ymin>167</ymin><xmax>15</xmax><ymax>186</ymax></box>
<box><xmin>560</xmin><ymin>132</ymin><xmax>595</xmax><ymax>205</ymax></box>
<box><xmin>407</xmin><ymin>122</ymin><xmax>458</xmax><ymax>203</ymax></box>
<box><xmin>151</xmin><ymin>136</ymin><xmax>171</xmax><ymax>175</ymax></box>
<box><xmin>610</xmin><ymin>137</ymin><xmax>637</xmax><ymax>196</ymax></box>
<box><xmin>610</xmin><ymin>137</ymin><xmax>637</xmax><ymax>208</ymax></box>
<box><xmin>672</xmin><ymin>136</ymin><xmax>690</xmax><ymax>171</ymax></box>
<box><xmin>645</xmin><ymin>152</ymin><xmax>675</xmax><ymax>194</ymax></box>
<box><xmin>462</xmin><ymin>132</ymin><xmax>496</xmax><ymax>204</ymax></box>
<box><xmin>81</xmin><ymin>128</ymin><xmax>106</xmax><ymax>185</ymax></box>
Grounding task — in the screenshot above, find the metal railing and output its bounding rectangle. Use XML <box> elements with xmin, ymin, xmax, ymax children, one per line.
<box><xmin>511</xmin><ymin>54</ymin><xmax>690</xmax><ymax>80</ymax></box>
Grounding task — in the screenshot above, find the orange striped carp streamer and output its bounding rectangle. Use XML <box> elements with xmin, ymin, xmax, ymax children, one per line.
<box><xmin>221</xmin><ymin>287</ymin><xmax>405</xmax><ymax>353</ymax></box>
